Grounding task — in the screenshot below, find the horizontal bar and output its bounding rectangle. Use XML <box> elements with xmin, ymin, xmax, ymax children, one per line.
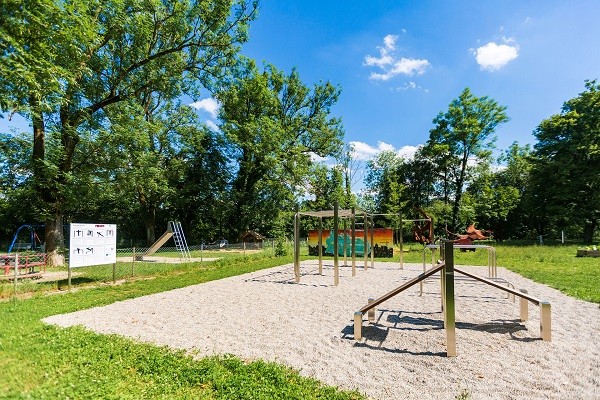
<box><xmin>455</xmin><ymin>268</ymin><xmax>541</xmax><ymax>305</ymax></box>
<box><xmin>359</xmin><ymin>263</ymin><xmax>444</xmax><ymax>314</ymax></box>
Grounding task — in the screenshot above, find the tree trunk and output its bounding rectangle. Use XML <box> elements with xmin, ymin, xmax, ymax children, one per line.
<box><xmin>583</xmin><ymin>219</ymin><xmax>597</xmax><ymax>244</ymax></box>
<box><xmin>144</xmin><ymin>204</ymin><xmax>156</xmax><ymax>246</ymax></box>
<box><xmin>45</xmin><ymin>210</ymin><xmax>65</xmax><ymax>266</ymax></box>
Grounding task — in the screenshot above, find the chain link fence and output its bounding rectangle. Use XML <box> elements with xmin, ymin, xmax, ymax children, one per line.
<box><xmin>1</xmin><ymin>240</ymin><xmax>280</xmax><ymax>299</ymax></box>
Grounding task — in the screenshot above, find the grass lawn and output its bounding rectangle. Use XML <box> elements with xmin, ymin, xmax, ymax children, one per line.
<box><xmin>0</xmin><ymin>253</ymin><xmax>363</xmax><ymax>400</ymax></box>
<box><xmin>396</xmin><ymin>243</ymin><xmax>599</xmax><ymax>303</ymax></box>
<box><xmin>0</xmin><ymin>243</ymin><xmax>597</xmax><ymax>399</ymax></box>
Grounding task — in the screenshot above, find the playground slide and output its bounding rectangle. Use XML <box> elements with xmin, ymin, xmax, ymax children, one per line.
<box><xmin>143</xmin><ymin>231</ymin><xmax>174</xmax><ymax>257</ymax></box>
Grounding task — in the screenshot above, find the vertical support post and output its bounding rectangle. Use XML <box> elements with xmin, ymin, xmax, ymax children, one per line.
<box><xmin>399</xmin><ymin>214</ymin><xmax>404</xmax><ymax>269</ymax></box>
<box><xmin>132</xmin><ymin>247</ymin><xmax>136</xmax><ymax>276</ymax></box>
<box><xmin>444</xmin><ymin>240</ymin><xmax>456</xmax><ymax>357</ymax></box>
<box><xmin>13</xmin><ymin>253</ymin><xmax>18</xmax><ymax>293</ymax></box>
<box><xmin>201</xmin><ymin>243</ymin><xmax>204</xmax><ymax>267</ymax></box>
<box><xmin>540</xmin><ymin>302</ymin><xmax>552</xmax><ymax>341</ymax></box>
<box><xmin>112</xmin><ymin>263</ymin><xmax>116</xmax><ymax>284</ymax></box>
<box><xmin>370</xmin><ymin>215</ymin><xmax>375</xmax><ymax>269</ymax></box>
<box><xmin>68</xmin><ymin>265</ymin><xmax>72</xmax><ymax>291</ymax></box>
<box><xmin>363</xmin><ymin>212</ymin><xmax>368</xmax><ymax>269</ymax></box>
<box><xmin>420</xmin><ymin>246</ymin><xmax>426</xmax><ymax>296</ymax></box>
<box><xmin>343</xmin><ymin>217</ymin><xmax>348</xmax><ymax>267</ymax></box>
<box><xmin>367</xmin><ymin>298</ymin><xmax>375</xmax><ymax>321</ymax></box>
<box><xmin>354</xmin><ymin>311</ymin><xmax>363</xmax><ymax>340</ymax></box>
<box><xmin>243</xmin><ymin>241</ymin><xmax>246</xmax><ymax>256</ymax></box>
<box><xmin>333</xmin><ymin>201</ymin><xmax>339</xmax><ymax>286</ymax></box>
<box><xmin>294</xmin><ymin>206</ymin><xmax>300</xmax><ymax>283</ymax></box>
<box><xmin>318</xmin><ymin>216</ymin><xmax>323</xmax><ymax>275</ymax></box>
<box><xmin>351</xmin><ymin>207</ymin><xmax>356</xmax><ymax>277</ymax></box>
<box><xmin>440</xmin><ymin>242</ymin><xmax>445</xmax><ymax>311</ymax></box>
<box><xmin>519</xmin><ymin>289</ymin><xmax>529</xmax><ymax>321</ymax></box>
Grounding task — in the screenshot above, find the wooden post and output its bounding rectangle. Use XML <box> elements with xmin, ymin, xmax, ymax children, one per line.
<box><xmin>368</xmin><ymin>297</ymin><xmax>375</xmax><ymax>321</ymax></box>
<box><xmin>520</xmin><ymin>289</ymin><xmax>529</xmax><ymax>321</ymax></box>
<box><xmin>354</xmin><ymin>311</ymin><xmax>363</xmax><ymax>340</ymax></box>
<box><xmin>540</xmin><ymin>302</ymin><xmax>552</xmax><ymax>341</ymax></box>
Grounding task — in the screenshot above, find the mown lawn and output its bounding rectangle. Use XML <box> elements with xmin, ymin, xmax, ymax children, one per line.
<box><xmin>0</xmin><ymin>243</ymin><xmax>597</xmax><ymax>399</ymax></box>
<box><xmin>0</xmin><ymin>253</ymin><xmax>363</xmax><ymax>400</ymax></box>
<box><xmin>397</xmin><ymin>243</ymin><xmax>599</xmax><ymax>303</ymax></box>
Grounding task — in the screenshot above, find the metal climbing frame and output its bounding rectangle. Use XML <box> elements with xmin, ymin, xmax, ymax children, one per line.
<box><xmin>353</xmin><ymin>241</ymin><xmax>552</xmax><ymax>357</ymax></box>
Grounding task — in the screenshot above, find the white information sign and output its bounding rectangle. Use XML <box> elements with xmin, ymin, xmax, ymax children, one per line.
<box><xmin>69</xmin><ymin>223</ymin><xmax>117</xmax><ymax>268</ymax></box>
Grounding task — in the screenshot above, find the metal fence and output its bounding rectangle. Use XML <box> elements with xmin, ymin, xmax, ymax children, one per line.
<box><xmin>1</xmin><ymin>240</ymin><xmax>281</xmax><ymax>299</ymax></box>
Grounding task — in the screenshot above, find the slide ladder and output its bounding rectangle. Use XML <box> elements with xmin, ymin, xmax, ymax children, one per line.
<box><xmin>170</xmin><ymin>221</ymin><xmax>191</xmax><ymax>259</ymax></box>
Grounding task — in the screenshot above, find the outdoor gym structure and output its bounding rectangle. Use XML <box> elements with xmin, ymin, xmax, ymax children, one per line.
<box><xmin>353</xmin><ymin>240</ymin><xmax>552</xmax><ymax>357</ymax></box>
<box><xmin>293</xmin><ymin>202</ymin><xmax>433</xmax><ymax>286</ymax></box>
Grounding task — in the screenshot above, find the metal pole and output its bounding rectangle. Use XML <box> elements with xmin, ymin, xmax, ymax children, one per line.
<box><xmin>351</xmin><ymin>207</ymin><xmax>356</xmax><ymax>277</ymax></box>
<box><xmin>363</xmin><ymin>212</ymin><xmax>368</xmax><ymax>269</ymax></box>
<box><xmin>131</xmin><ymin>247</ymin><xmax>136</xmax><ymax>276</ymax></box>
<box><xmin>343</xmin><ymin>217</ymin><xmax>347</xmax><ymax>267</ymax></box>
<box><xmin>294</xmin><ymin>206</ymin><xmax>300</xmax><ymax>283</ymax></box>
<box><xmin>399</xmin><ymin>213</ymin><xmax>404</xmax><ymax>269</ymax></box>
<box><xmin>333</xmin><ymin>201</ymin><xmax>339</xmax><ymax>286</ymax></box>
<box><xmin>318</xmin><ymin>216</ymin><xmax>323</xmax><ymax>275</ymax></box>
<box><xmin>370</xmin><ymin>215</ymin><xmax>375</xmax><ymax>268</ymax></box>
<box><xmin>444</xmin><ymin>240</ymin><xmax>456</xmax><ymax>357</ymax></box>
<box><xmin>112</xmin><ymin>263</ymin><xmax>116</xmax><ymax>284</ymax></box>
<box><xmin>13</xmin><ymin>253</ymin><xmax>18</xmax><ymax>293</ymax></box>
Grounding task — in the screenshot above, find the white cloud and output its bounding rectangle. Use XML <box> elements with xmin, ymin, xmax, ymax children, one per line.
<box><xmin>189</xmin><ymin>98</ymin><xmax>220</xmax><ymax>119</ymax></box>
<box><xmin>383</xmin><ymin>34</ymin><xmax>398</xmax><ymax>50</ymax></box>
<box><xmin>349</xmin><ymin>141</ymin><xmax>420</xmax><ymax>161</ymax></box>
<box><xmin>364</xmin><ymin>35</ymin><xmax>430</xmax><ymax>81</ymax></box>
<box><xmin>472</xmin><ymin>41</ymin><xmax>519</xmax><ymax>71</ymax></box>
<box><xmin>205</xmin><ymin>120</ymin><xmax>220</xmax><ymax>132</ymax></box>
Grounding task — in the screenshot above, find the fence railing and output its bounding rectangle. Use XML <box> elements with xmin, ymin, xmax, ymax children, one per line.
<box><xmin>1</xmin><ymin>241</ymin><xmax>280</xmax><ymax>298</ymax></box>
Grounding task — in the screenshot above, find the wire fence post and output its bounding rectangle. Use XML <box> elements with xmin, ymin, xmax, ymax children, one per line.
<box><xmin>13</xmin><ymin>253</ymin><xmax>18</xmax><ymax>294</ymax></box>
<box><xmin>131</xmin><ymin>247</ymin><xmax>136</xmax><ymax>277</ymax></box>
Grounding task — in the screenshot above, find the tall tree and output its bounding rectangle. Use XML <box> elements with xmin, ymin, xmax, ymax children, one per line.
<box><xmin>0</xmin><ymin>0</ymin><xmax>257</xmax><ymax>264</ymax></box>
<box><xmin>529</xmin><ymin>80</ymin><xmax>600</xmax><ymax>243</ymax></box>
<box><xmin>216</xmin><ymin>63</ymin><xmax>344</xmax><ymax>237</ymax></box>
<box><xmin>423</xmin><ymin>88</ymin><xmax>509</xmax><ymax>229</ymax></box>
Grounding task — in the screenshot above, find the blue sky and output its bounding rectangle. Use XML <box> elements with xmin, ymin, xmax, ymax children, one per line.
<box><xmin>2</xmin><ymin>1</ymin><xmax>599</xmax><ymax>171</ymax></box>
<box><xmin>226</xmin><ymin>0</ymin><xmax>599</xmax><ymax>162</ymax></box>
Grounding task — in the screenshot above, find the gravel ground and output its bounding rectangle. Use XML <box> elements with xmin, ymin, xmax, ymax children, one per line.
<box><xmin>44</xmin><ymin>261</ymin><xmax>600</xmax><ymax>400</ymax></box>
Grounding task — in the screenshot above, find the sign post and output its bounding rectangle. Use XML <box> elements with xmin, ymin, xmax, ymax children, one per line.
<box><xmin>69</xmin><ymin>223</ymin><xmax>117</xmax><ymax>290</ymax></box>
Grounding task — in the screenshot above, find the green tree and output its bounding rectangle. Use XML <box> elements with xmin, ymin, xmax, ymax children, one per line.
<box><xmin>0</xmin><ymin>0</ymin><xmax>257</xmax><ymax>264</ymax></box>
<box><xmin>423</xmin><ymin>88</ymin><xmax>509</xmax><ymax>230</ymax></box>
<box><xmin>529</xmin><ymin>80</ymin><xmax>600</xmax><ymax>243</ymax></box>
<box><xmin>216</xmin><ymin>62</ymin><xmax>344</xmax><ymax>237</ymax></box>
